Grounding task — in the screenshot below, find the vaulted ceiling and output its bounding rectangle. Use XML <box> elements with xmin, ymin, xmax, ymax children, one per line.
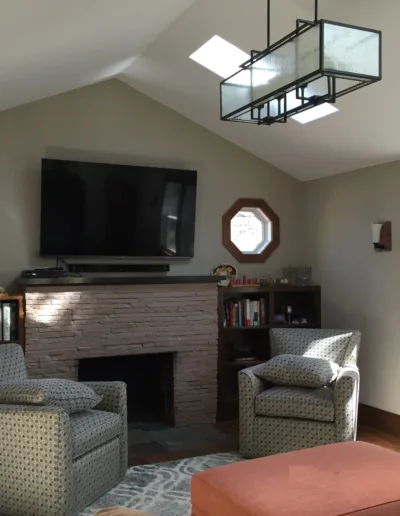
<box><xmin>0</xmin><ymin>0</ymin><xmax>195</xmax><ymax>110</ymax></box>
<box><xmin>0</xmin><ymin>0</ymin><xmax>397</xmax><ymax>181</ymax></box>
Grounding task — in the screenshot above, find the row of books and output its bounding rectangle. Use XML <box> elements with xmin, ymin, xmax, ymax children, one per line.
<box><xmin>0</xmin><ymin>302</ymin><xmax>19</xmax><ymax>341</ymax></box>
<box><xmin>224</xmin><ymin>298</ymin><xmax>267</xmax><ymax>327</ymax></box>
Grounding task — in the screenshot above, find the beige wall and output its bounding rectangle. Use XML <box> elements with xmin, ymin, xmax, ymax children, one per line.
<box><xmin>304</xmin><ymin>160</ymin><xmax>400</xmax><ymax>414</ymax></box>
<box><xmin>0</xmin><ymin>79</ymin><xmax>302</xmax><ymax>286</ymax></box>
<box><xmin>3</xmin><ymin>76</ymin><xmax>396</xmax><ymax>413</ymax></box>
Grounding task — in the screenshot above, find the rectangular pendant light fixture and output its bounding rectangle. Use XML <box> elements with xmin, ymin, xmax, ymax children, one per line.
<box><xmin>220</xmin><ymin>1</ymin><xmax>382</xmax><ymax>126</ymax></box>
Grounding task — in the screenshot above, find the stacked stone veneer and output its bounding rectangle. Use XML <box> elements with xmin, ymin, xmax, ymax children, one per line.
<box><xmin>24</xmin><ymin>283</ymin><xmax>218</xmax><ymax>426</ymax></box>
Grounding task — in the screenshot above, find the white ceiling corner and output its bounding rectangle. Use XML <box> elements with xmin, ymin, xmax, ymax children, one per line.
<box><xmin>0</xmin><ymin>0</ymin><xmax>195</xmax><ymax>111</ymax></box>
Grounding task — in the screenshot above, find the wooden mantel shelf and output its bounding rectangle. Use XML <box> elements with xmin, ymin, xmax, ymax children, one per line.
<box><xmin>18</xmin><ymin>275</ymin><xmax>223</xmax><ymax>288</ymax></box>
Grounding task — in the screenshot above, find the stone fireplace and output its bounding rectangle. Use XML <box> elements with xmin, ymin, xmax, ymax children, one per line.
<box><xmin>78</xmin><ymin>352</ymin><xmax>175</xmax><ymax>425</ymax></box>
<box><xmin>23</xmin><ymin>280</ymin><xmax>219</xmax><ymax>426</ymax></box>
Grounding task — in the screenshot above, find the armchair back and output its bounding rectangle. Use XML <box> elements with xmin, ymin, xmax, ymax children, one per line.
<box><xmin>270</xmin><ymin>329</ymin><xmax>360</xmax><ymax>366</ymax></box>
<box><xmin>0</xmin><ymin>344</ymin><xmax>28</xmax><ymax>383</ymax></box>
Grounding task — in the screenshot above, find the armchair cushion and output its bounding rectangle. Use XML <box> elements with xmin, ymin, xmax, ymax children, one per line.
<box><xmin>0</xmin><ymin>379</ymin><xmax>102</xmax><ymax>414</ymax></box>
<box><xmin>255</xmin><ymin>354</ymin><xmax>340</xmax><ymax>388</ymax></box>
<box><xmin>255</xmin><ymin>385</ymin><xmax>335</xmax><ymax>422</ymax></box>
<box><xmin>70</xmin><ymin>409</ymin><xmax>122</xmax><ymax>459</ymax></box>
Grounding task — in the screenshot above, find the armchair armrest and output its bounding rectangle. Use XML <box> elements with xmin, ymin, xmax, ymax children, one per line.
<box><xmin>239</xmin><ymin>363</ymin><xmax>267</xmax><ymax>398</ymax></box>
<box><xmin>238</xmin><ymin>363</ymin><xmax>268</xmax><ymax>457</ymax></box>
<box><xmin>82</xmin><ymin>381</ymin><xmax>128</xmax><ymax>475</ymax></box>
<box><xmin>0</xmin><ymin>405</ymin><xmax>73</xmax><ymax>516</ymax></box>
<box><xmin>82</xmin><ymin>381</ymin><xmax>127</xmax><ymax>415</ymax></box>
<box><xmin>334</xmin><ymin>365</ymin><xmax>360</xmax><ymax>442</ymax></box>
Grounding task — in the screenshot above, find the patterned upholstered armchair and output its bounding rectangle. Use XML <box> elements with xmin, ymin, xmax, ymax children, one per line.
<box><xmin>0</xmin><ymin>344</ymin><xmax>128</xmax><ymax>516</ymax></box>
<box><xmin>239</xmin><ymin>328</ymin><xmax>361</xmax><ymax>458</ymax></box>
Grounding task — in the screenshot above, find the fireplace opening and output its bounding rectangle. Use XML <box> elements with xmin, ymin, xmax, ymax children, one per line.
<box><xmin>78</xmin><ymin>352</ymin><xmax>175</xmax><ymax>426</ymax></box>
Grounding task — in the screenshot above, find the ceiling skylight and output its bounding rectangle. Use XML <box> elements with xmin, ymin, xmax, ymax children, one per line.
<box><xmin>291</xmin><ymin>103</ymin><xmax>339</xmax><ymax>124</ymax></box>
<box><xmin>190</xmin><ymin>35</ymin><xmax>277</xmax><ymax>87</ymax></box>
<box><xmin>190</xmin><ymin>35</ymin><xmax>249</xmax><ymax>79</ymax></box>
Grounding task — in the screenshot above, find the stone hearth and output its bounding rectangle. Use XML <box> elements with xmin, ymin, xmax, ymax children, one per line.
<box><xmin>24</xmin><ymin>283</ymin><xmax>218</xmax><ymax>426</ymax></box>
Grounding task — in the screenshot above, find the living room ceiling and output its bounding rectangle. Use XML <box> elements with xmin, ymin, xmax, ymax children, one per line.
<box><xmin>0</xmin><ymin>0</ymin><xmax>195</xmax><ymax>111</ymax></box>
<box><xmin>121</xmin><ymin>0</ymin><xmax>396</xmax><ymax>181</ymax></box>
<box><xmin>0</xmin><ymin>0</ymin><xmax>396</xmax><ymax>181</ymax></box>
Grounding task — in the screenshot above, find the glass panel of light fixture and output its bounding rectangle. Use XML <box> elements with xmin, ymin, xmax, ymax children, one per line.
<box><xmin>333</xmin><ymin>76</ymin><xmax>364</xmax><ymax>96</ymax></box>
<box><xmin>221</xmin><ymin>70</ymin><xmax>252</xmax><ymax>118</ymax></box>
<box><xmin>264</xmin><ymin>77</ymin><xmax>329</xmax><ymax>119</ymax></box>
<box><xmin>306</xmin><ymin>76</ymin><xmax>329</xmax><ymax>97</ymax></box>
<box><xmin>232</xmin><ymin>110</ymin><xmax>254</xmax><ymax>122</ymax></box>
<box><xmin>323</xmin><ymin>22</ymin><xmax>380</xmax><ymax>77</ymax></box>
<box><xmin>251</xmin><ymin>25</ymin><xmax>321</xmax><ymax>105</ymax></box>
<box><xmin>221</xmin><ymin>25</ymin><xmax>321</xmax><ymax>118</ymax></box>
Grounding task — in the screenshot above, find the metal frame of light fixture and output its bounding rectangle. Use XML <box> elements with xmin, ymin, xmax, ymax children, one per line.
<box><xmin>220</xmin><ymin>0</ymin><xmax>382</xmax><ymax>126</ymax></box>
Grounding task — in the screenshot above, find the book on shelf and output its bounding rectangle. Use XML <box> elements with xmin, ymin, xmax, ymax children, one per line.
<box><xmin>2</xmin><ymin>303</ymin><xmax>11</xmax><ymax>341</ymax></box>
<box><xmin>223</xmin><ymin>298</ymin><xmax>267</xmax><ymax>328</ymax></box>
<box><xmin>0</xmin><ymin>301</ymin><xmax>18</xmax><ymax>342</ymax></box>
<box><xmin>10</xmin><ymin>303</ymin><xmax>18</xmax><ymax>340</ymax></box>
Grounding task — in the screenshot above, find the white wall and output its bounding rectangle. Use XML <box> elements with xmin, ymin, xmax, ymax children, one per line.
<box><xmin>304</xmin><ymin>160</ymin><xmax>400</xmax><ymax>414</ymax></box>
<box><xmin>0</xmin><ymin>79</ymin><xmax>303</xmax><ymax>286</ymax></box>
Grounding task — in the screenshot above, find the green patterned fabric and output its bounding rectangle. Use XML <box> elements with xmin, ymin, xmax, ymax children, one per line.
<box><xmin>0</xmin><ymin>405</ymin><xmax>73</xmax><ymax>516</ymax></box>
<box><xmin>73</xmin><ymin>438</ymin><xmax>121</xmax><ymax>514</ymax></box>
<box><xmin>239</xmin><ymin>329</ymin><xmax>361</xmax><ymax>458</ymax></box>
<box><xmin>83</xmin><ymin>381</ymin><xmax>128</xmax><ymax>478</ymax></box>
<box><xmin>238</xmin><ymin>363</ymin><xmax>265</xmax><ymax>458</ymax></box>
<box><xmin>253</xmin><ymin>416</ymin><xmax>337</xmax><ymax>457</ymax></box>
<box><xmin>0</xmin><ymin>344</ymin><xmax>27</xmax><ymax>382</ymax></box>
<box><xmin>70</xmin><ymin>410</ymin><xmax>122</xmax><ymax>459</ymax></box>
<box><xmin>0</xmin><ymin>345</ymin><xmax>128</xmax><ymax>516</ymax></box>
<box><xmin>255</xmin><ymin>385</ymin><xmax>335</xmax><ymax>422</ymax></box>
<box><xmin>335</xmin><ymin>366</ymin><xmax>360</xmax><ymax>442</ymax></box>
<box><xmin>255</xmin><ymin>354</ymin><xmax>340</xmax><ymax>388</ymax></box>
<box><xmin>0</xmin><ymin>379</ymin><xmax>103</xmax><ymax>414</ymax></box>
<box><xmin>270</xmin><ymin>328</ymin><xmax>360</xmax><ymax>365</ymax></box>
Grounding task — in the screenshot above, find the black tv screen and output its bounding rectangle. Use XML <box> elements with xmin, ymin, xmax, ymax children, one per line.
<box><xmin>40</xmin><ymin>159</ymin><xmax>197</xmax><ymax>258</ymax></box>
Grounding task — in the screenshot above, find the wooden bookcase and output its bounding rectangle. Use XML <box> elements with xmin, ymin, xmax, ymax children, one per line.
<box><xmin>217</xmin><ymin>284</ymin><xmax>321</xmax><ymax>421</ymax></box>
<box><xmin>0</xmin><ymin>294</ymin><xmax>25</xmax><ymax>350</ymax></box>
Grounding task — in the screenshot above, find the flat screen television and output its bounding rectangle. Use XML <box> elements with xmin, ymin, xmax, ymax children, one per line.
<box><xmin>40</xmin><ymin>159</ymin><xmax>197</xmax><ymax>258</ymax></box>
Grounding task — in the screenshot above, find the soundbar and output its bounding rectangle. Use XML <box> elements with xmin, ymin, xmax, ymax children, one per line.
<box><xmin>68</xmin><ymin>264</ymin><xmax>170</xmax><ymax>274</ymax></box>
<box><xmin>21</xmin><ymin>268</ymin><xmax>68</xmax><ymax>279</ymax></box>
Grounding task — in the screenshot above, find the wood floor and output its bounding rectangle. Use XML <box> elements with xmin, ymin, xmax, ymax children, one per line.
<box><xmin>358</xmin><ymin>425</ymin><xmax>400</xmax><ymax>452</ymax></box>
<box><xmin>128</xmin><ymin>421</ymin><xmax>400</xmax><ymax>466</ymax></box>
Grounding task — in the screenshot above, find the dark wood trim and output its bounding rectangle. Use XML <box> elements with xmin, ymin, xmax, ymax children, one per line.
<box><xmin>222</xmin><ymin>198</ymin><xmax>280</xmax><ymax>264</ymax></box>
<box><xmin>221</xmin><ymin>285</ymin><xmax>321</xmax><ymax>293</ymax></box>
<box><xmin>17</xmin><ymin>275</ymin><xmax>223</xmax><ymax>288</ymax></box>
<box><xmin>358</xmin><ymin>403</ymin><xmax>400</xmax><ymax>436</ymax></box>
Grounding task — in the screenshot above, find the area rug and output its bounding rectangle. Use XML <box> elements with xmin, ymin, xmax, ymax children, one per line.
<box><xmin>79</xmin><ymin>452</ymin><xmax>243</xmax><ymax>516</ymax></box>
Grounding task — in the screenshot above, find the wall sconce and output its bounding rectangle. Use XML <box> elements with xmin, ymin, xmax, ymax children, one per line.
<box><xmin>372</xmin><ymin>222</ymin><xmax>392</xmax><ymax>251</ymax></box>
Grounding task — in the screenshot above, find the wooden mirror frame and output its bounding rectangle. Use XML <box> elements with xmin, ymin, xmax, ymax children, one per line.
<box><xmin>222</xmin><ymin>198</ymin><xmax>280</xmax><ymax>263</ymax></box>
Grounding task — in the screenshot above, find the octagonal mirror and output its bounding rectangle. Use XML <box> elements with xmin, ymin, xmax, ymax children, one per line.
<box><xmin>223</xmin><ymin>198</ymin><xmax>280</xmax><ymax>263</ymax></box>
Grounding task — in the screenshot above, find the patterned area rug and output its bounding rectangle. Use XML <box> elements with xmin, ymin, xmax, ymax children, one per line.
<box><xmin>79</xmin><ymin>452</ymin><xmax>243</xmax><ymax>516</ymax></box>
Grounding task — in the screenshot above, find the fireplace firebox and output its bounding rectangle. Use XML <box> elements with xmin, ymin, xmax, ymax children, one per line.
<box><xmin>78</xmin><ymin>352</ymin><xmax>175</xmax><ymax>425</ymax></box>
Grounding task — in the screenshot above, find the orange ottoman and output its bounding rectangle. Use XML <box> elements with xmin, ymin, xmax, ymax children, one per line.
<box><xmin>191</xmin><ymin>442</ymin><xmax>400</xmax><ymax>516</ymax></box>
